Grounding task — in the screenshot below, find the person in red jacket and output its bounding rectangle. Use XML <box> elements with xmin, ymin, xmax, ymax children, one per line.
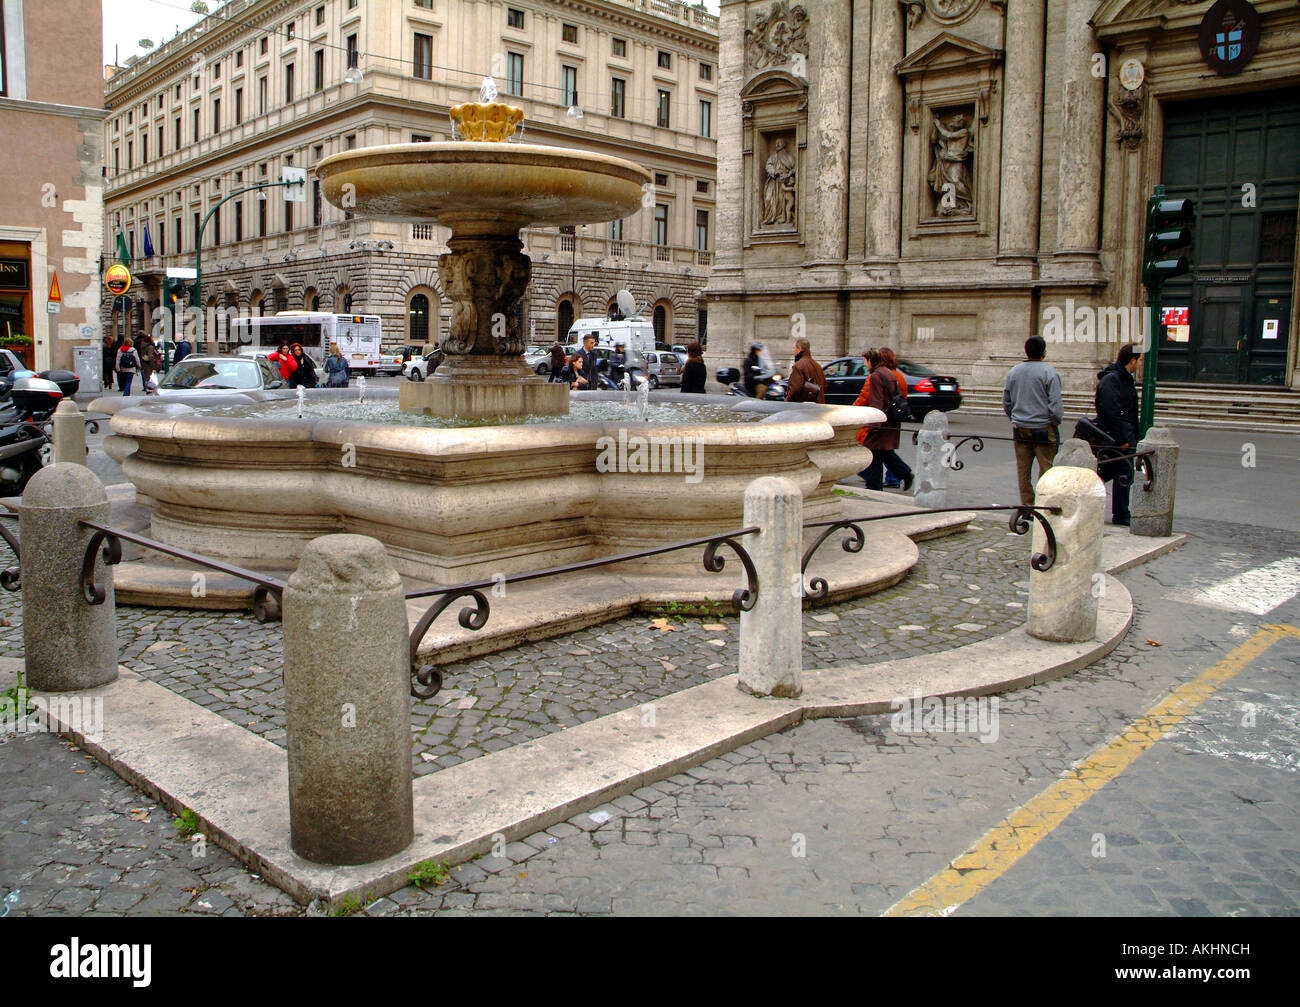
<box><xmin>266</xmin><ymin>341</ymin><xmax>298</xmax><ymax>382</ymax></box>
<box><xmin>854</xmin><ymin>347</ymin><xmax>914</xmax><ymax>492</ymax></box>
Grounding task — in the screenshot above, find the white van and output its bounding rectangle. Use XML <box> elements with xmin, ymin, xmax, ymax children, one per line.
<box><xmin>567</xmin><ymin>317</ymin><xmax>656</xmax><ymax>356</ymax></box>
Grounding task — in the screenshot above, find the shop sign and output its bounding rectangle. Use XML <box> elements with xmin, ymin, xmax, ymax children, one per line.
<box><xmin>0</xmin><ymin>258</ymin><xmax>29</xmax><ymax>290</ymax></box>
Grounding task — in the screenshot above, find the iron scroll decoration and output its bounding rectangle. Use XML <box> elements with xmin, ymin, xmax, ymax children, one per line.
<box><xmin>0</xmin><ymin>513</ymin><xmax>20</xmax><ymax>591</ymax></box>
<box><xmin>799</xmin><ymin>505</ymin><xmax>1061</xmax><ymax>601</ymax></box>
<box><xmin>701</xmin><ymin>537</ymin><xmax>760</xmax><ymax>613</ymax></box>
<box><xmin>81</xmin><ymin>529</ymin><xmax>123</xmax><ymax>604</ymax></box>
<box><xmin>409</xmin><ymin>588</ymin><xmax>491</xmax><ymax>700</ymax></box>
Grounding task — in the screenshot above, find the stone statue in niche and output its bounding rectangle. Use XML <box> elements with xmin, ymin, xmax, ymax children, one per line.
<box><xmin>746</xmin><ymin>2</ymin><xmax>810</xmax><ymax>73</ymax></box>
<box><xmin>928</xmin><ymin>110</ymin><xmax>975</xmax><ymax>217</ymax></box>
<box><xmin>760</xmin><ymin>137</ymin><xmax>797</xmax><ymax>227</ymax></box>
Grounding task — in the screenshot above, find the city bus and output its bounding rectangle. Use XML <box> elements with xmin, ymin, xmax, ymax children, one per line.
<box><xmin>230</xmin><ymin>312</ymin><xmax>384</xmax><ymax>373</ymax></box>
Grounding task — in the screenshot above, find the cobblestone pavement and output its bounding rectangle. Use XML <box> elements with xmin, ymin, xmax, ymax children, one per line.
<box><xmin>0</xmin><ymin>519</ymin><xmax>1027</xmax><ymax>777</ymax></box>
<box><xmin>3</xmin><ymin>515</ymin><xmax>1298</xmax><ymax>915</ymax></box>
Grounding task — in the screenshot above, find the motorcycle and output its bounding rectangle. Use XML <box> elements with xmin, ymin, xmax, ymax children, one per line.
<box><xmin>0</xmin><ymin>376</ymin><xmax>63</xmax><ymax>496</ymax></box>
<box><xmin>714</xmin><ymin>367</ymin><xmax>787</xmax><ymax>401</ymax></box>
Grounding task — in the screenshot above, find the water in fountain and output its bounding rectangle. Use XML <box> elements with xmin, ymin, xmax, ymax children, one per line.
<box><xmin>636</xmin><ymin>378</ymin><xmax>651</xmax><ymax>423</ymax></box>
<box><xmin>357</xmin><ymin>375</ymin><xmax>367</xmax><ymax>404</ymax></box>
<box><xmin>296</xmin><ymin>385</ymin><xmax>305</xmax><ymax>419</ymax></box>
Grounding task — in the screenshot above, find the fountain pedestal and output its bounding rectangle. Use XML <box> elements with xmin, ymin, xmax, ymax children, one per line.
<box><xmin>400</xmin><ymin>355</ymin><xmax>568</xmax><ymax>417</ymax></box>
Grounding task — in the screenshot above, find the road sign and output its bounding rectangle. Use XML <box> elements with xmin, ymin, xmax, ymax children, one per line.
<box><xmin>48</xmin><ymin>270</ymin><xmax>62</xmax><ymax>303</ymax></box>
<box><xmin>47</xmin><ymin>302</ymin><xmax>61</xmax><ymax>313</ymax></box>
<box><xmin>282</xmin><ymin>167</ymin><xmax>307</xmax><ymax>202</ymax></box>
<box><xmin>104</xmin><ymin>263</ymin><xmax>132</xmax><ymax>295</ymax></box>
<box><xmin>166</xmin><ymin>266</ymin><xmax>198</xmax><ymax>279</ymax></box>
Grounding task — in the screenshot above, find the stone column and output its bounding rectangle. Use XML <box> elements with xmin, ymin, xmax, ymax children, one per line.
<box><xmin>1054</xmin><ymin>0</ymin><xmax>1106</xmax><ymax>261</ymax></box>
<box><xmin>284</xmin><ymin>534</ymin><xmax>413</xmax><ymax>865</ymax></box>
<box><xmin>738</xmin><ymin>476</ymin><xmax>802</xmax><ymax>698</ymax></box>
<box><xmin>1054</xmin><ymin>437</ymin><xmax>1098</xmax><ymax>472</ymax></box>
<box><xmin>1027</xmin><ymin>466</ymin><xmax>1105</xmax><ymax>642</ymax></box>
<box><xmin>913</xmin><ymin>410</ymin><xmax>949</xmax><ymax>509</ymax></box>
<box><xmin>863</xmin><ymin>0</ymin><xmax>904</xmax><ymax>265</ymax></box>
<box><xmin>19</xmin><ymin>464</ymin><xmax>118</xmax><ymax>691</ymax></box>
<box><xmin>997</xmin><ymin>0</ymin><xmax>1045</xmax><ymax>260</ymax></box>
<box><xmin>1130</xmin><ymin>427</ymin><xmax>1178</xmax><ymax>537</ymax></box>
<box><xmin>53</xmin><ymin>400</ymin><xmax>87</xmax><ymax>465</ymax></box>
<box><xmin>808</xmin><ymin>0</ymin><xmax>851</xmax><ymax>264</ymax></box>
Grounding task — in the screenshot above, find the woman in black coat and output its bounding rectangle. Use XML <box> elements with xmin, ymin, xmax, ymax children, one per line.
<box><xmin>680</xmin><ymin>342</ymin><xmax>707</xmax><ymax>393</ymax></box>
<box><xmin>1095</xmin><ymin>343</ymin><xmax>1141</xmax><ymax>525</ymax></box>
<box><xmin>288</xmin><ymin>343</ymin><xmax>319</xmax><ymax>388</ymax></box>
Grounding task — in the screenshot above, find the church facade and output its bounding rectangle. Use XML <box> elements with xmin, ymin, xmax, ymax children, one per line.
<box><xmin>706</xmin><ymin>0</ymin><xmax>1300</xmax><ymax>397</ymax></box>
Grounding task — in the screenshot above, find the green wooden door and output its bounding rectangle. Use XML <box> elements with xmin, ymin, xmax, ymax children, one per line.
<box><xmin>1159</xmin><ymin>90</ymin><xmax>1298</xmax><ymax>385</ymax></box>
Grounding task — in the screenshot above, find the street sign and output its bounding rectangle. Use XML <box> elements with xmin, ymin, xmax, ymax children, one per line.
<box><xmin>104</xmin><ymin>263</ymin><xmax>132</xmax><ymax>295</ymax></box>
<box><xmin>166</xmin><ymin>266</ymin><xmax>198</xmax><ymax>279</ymax></box>
<box><xmin>48</xmin><ymin>270</ymin><xmax>62</xmax><ymax>303</ymax></box>
<box><xmin>47</xmin><ymin>302</ymin><xmax>61</xmax><ymax>313</ymax></box>
<box><xmin>282</xmin><ymin>167</ymin><xmax>307</xmax><ymax>202</ymax></box>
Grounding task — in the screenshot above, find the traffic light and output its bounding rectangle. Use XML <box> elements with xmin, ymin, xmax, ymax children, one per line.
<box><xmin>169</xmin><ymin>282</ymin><xmax>188</xmax><ymax>305</ymax></box>
<box><xmin>1143</xmin><ymin>195</ymin><xmax>1194</xmax><ymax>288</ymax></box>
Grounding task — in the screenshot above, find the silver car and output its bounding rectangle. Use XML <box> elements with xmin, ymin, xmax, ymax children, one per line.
<box><xmin>640</xmin><ymin>350</ymin><xmax>682</xmax><ymax>389</ymax></box>
<box><xmin>157</xmin><ymin>355</ymin><xmax>286</xmax><ymax>396</ymax></box>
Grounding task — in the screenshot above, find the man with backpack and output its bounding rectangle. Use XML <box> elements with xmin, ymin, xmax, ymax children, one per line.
<box><xmin>855</xmin><ymin>347</ymin><xmax>914</xmax><ymax>491</ymax></box>
<box><xmin>115</xmin><ymin>337</ymin><xmax>141</xmax><ymax>397</ymax></box>
<box><xmin>1003</xmin><ymin>334</ymin><xmax>1063</xmax><ymax>506</ymax></box>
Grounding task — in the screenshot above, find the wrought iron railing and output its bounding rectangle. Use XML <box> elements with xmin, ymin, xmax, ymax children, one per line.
<box><xmin>403</xmin><ymin>528</ymin><xmax>760</xmax><ymax>699</ymax></box>
<box><xmin>800</xmin><ymin>505</ymin><xmax>1062</xmax><ymax>602</ymax></box>
<box><xmin>907</xmin><ymin>428</ymin><xmax>1156</xmax><ymax>489</ymax></box>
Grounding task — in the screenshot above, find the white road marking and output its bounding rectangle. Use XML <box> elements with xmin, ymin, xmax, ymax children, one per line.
<box><xmin>1168</xmin><ymin>557</ymin><xmax>1300</xmax><ymax>615</ymax></box>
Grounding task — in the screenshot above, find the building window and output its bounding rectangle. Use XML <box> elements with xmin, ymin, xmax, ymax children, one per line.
<box><xmin>213</xmin><ymin>60</ymin><xmax>221</xmax><ymax>79</ymax></box>
<box><xmin>562</xmin><ymin>65</ymin><xmax>577</xmax><ymax>107</ymax></box>
<box><xmin>156</xmin><ymin>125</ymin><xmax>163</xmax><ymax>155</ymax></box>
<box><xmin>653</xmin><ymin>204</ymin><xmax>668</xmax><ymax>246</ymax></box>
<box><xmin>346</xmin><ymin>34</ymin><xmax>359</xmax><ymax>70</ymax></box>
<box><xmin>193</xmin><ymin>211</ymin><xmax>200</xmax><ymax>250</ymax></box>
<box><xmin>562</xmin><ymin>24</ymin><xmax>578</xmax><ymax>44</ymax></box>
<box><xmin>192</xmin><ymin>107</ymin><xmax>199</xmax><ymax>141</ymax></box>
<box><xmin>235</xmin><ymin>50</ymin><xmax>243</xmax><ymax>68</ymax></box>
<box><xmin>345</xmin><ymin>133</ymin><xmax>357</xmax><ymax>149</ymax></box>
<box><xmin>212</xmin><ymin>207</ymin><xmax>221</xmax><ymax>247</ymax></box>
<box><xmin>285</xmin><ymin>63</ymin><xmax>295</xmax><ymax>103</ymax></box>
<box><xmin>612</xmin><ymin>37</ymin><xmax>626</xmax><ymax>58</ymax></box>
<box><xmin>413</xmin><ymin>33</ymin><xmax>432</xmax><ymax>79</ymax></box>
<box><xmin>657</xmin><ymin>50</ymin><xmax>671</xmax><ymax>69</ymax></box>
<box><xmin>695</xmin><ymin>209</ymin><xmax>709</xmax><ymax>250</ymax></box>
<box><xmin>260</xmin><ymin>37</ymin><xmax>268</xmax><ymax>56</ymax></box>
<box><xmin>285</xmin><ymin>199</ymin><xmax>293</xmax><ymax>232</ymax></box>
<box><xmin>314</xmin><ymin>49</ymin><xmax>325</xmax><ymax>90</ymax></box>
<box><xmin>212</xmin><ymin>98</ymin><xmax>221</xmax><ymax>133</ymax></box>
<box><xmin>113</xmin><ymin>147</ymin><xmax>119</xmax><ymax>174</ymax></box>
<box><xmin>175</xmin><ymin>83</ymin><xmax>182</xmax><ymax>99</ymax></box>
<box><xmin>657</xmin><ymin>90</ymin><xmax>670</xmax><ymax>128</ymax></box>
<box><xmin>696</xmin><ymin>180</ymin><xmax>709</xmax><ymax>194</ymax></box>
<box><xmin>655</xmin><ymin>172</ymin><xmax>668</xmax><ymax>187</ymax></box>
<box><xmin>286</xmin><ymin>22</ymin><xmax>295</xmax><ymax>41</ymax></box>
<box><xmin>127</xmin><ymin>140</ymin><xmax>133</xmax><ymax>169</ymax></box>
<box><xmin>409</xmin><ymin>293</ymin><xmax>430</xmax><ymax>343</ymax></box>
<box><xmin>610</xmin><ymin>77</ymin><xmax>625</xmax><ymax>118</ymax></box>
<box><xmin>506</xmin><ymin>52</ymin><xmax>524</xmax><ymax>96</ymax></box>
<box><xmin>411</xmin><ymin>133</ymin><xmax>431</xmax><ymax>143</ymax></box>
<box><xmin>174</xmin><ymin>116</ymin><xmax>181</xmax><ymax>148</ymax></box>
<box><xmin>507</xmin><ymin>8</ymin><xmax>524</xmax><ymax>29</ymax></box>
<box><xmin>697</xmin><ymin>309</ymin><xmax>707</xmax><ymax>347</ymax></box>
<box><xmin>128</xmin><ymin>110</ymin><xmax>133</xmax><ymax>125</ymax></box>
<box><xmin>609</xmin><ymin>219</ymin><xmax>623</xmax><ymax>240</ymax></box>
<box><xmin>698</xmin><ymin>100</ymin><xmax>711</xmax><ymax>138</ymax></box>
<box><xmin>258</xmin><ymin>198</ymin><xmax>266</xmax><ymax>237</ymax></box>
<box><xmin>315</xmin><ymin>4</ymin><xmax>325</xmax><ymax>25</ymax></box>
<box><xmin>258</xmin><ymin>76</ymin><xmax>267</xmax><ymax>114</ymax></box>
<box><xmin>234</xmin><ymin>88</ymin><xmax>243</xmax><ymax>124</ymax></box>
<box><xmin>700</xmin><ymin>62</ymin><xmax>712</xmax><ymax>81</ymax></box>
<box><xmin>312</xmin><ymin>179</ymin><xmax>321</xmax><ymax>226</ymax></box>
<box><xmin>235</xmin><ymin>201</ymin><xmax>243</xmax><ymax>242</ymax></box>
<box><xmin>175</xmin><ymin>216</ymin><xmax>183</xmax><ymax>253</ymax></box>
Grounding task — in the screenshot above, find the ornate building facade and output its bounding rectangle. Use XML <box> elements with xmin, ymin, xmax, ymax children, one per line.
<box><xmin>707</xmin><ymin>0</ymin><xmax>1300</xmax><ymax>397</ymax></box>
<box><xmin>102</xmin><ymin>0</ymin><xmax>718</xmax><ymax>354</ymax></box>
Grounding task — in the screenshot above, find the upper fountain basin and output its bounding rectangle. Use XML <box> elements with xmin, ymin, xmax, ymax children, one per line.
<box><xmin>317</xmin><ymin>142</ymin><xmax>653</xmax><ymax>233</ymax></box>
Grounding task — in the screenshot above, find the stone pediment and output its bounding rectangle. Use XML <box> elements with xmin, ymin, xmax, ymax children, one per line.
<box><xmin>272</xmin><ymin>272</ymin><xmax>290</xmax><ymax>289</ymax></box>
<box><xmin>740</xmin><ymin>68</ymin><xmax>807</xmax><ymax>100</ymax></box>
<box><xmin>1092</xmin><ymin>0</ymin><xmax>1205</xmax><ymax>29</ymax></box>
<box><xmin>895</xmin><ymin>32</ymin><xmax>1003</xmax><ymax>79</ymax></box>
<box><xmin>223</xmin><ymin>279</ymin><xmax>238</xmax><ymax>294</ymax></box>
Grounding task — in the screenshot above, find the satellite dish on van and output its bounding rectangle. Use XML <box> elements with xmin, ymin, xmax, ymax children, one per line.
<box><xmin>616</xmin><ymin>289</ymin><xmax>636</xmax><ymax>320</ymax></box>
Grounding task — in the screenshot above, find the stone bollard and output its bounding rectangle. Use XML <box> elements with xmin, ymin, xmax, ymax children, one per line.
<box><xmin>283</xmin><ymin>534</ymin><xmax>413</xmax><ymax>865</ymax></box>
<box><xmin>738</xmin><ymin>476</ymin><xmax>802</xmax><ymax>698</ymax></box>
<box><xmin>52</xmin><ymin>400</ymin><xmax>87</xmax><ymax>466</ymax></box>
<box><xmin>1054</xmin><ymin>437</ymin><xmax>1098</xmax><ymax>473</ymax></box>
<box><xmin>912</xmin><ymin>411</ymin><xmax>949</xmax><ymax>509</ymax></box>
<box><xmin>19</xmin><ymin>464</ymin><xmax>118</xmax><ymax>690</ymax></box>
<box><xmin>1027</xmin><ymin>466</ymin><xmax>1106</xmax><ymax>643</ymax></box>
<box><xmin>1131</xmin><ymin>427</ymin><xmax>1178</xmax><ymax>537</ymax></box>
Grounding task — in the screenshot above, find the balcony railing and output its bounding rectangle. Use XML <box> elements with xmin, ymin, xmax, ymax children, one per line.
<box><xmin>696</xmin><ymin>250</ymin><xmax>714</xmax><ymax>266</ymax></box>
<box><xmin>655</xmin><ymin>245</ymin><xmax>671</xmax><ymax>262</ymax></box>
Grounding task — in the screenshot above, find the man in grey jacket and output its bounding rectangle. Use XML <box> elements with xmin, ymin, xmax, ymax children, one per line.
<box><xmin>1003</xmin><ymin>335</ymin><xmax>1064</xmax><ymax>506</ymax></box>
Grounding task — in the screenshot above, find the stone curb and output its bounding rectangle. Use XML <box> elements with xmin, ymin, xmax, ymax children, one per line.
<box><xmin>2</xmin><ymin>532</ymin><xmax>1182</xmax><ymax>910</ymax></box>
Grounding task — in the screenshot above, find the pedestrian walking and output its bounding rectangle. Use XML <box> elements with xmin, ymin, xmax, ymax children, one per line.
<box><xmin>101</xmin><ymin>335</ymin><xmax>117</xmax><ymax>390</ymax></box>
<box><xmin>323</xmin><ymin>343</ymin><xmax>350</xmax><ymax>387</ymax></box>
<box><xmin>879</xmin><ymin>347</ymin><xmax>910</xmax><ymax>487</ymax></box>
<box><xmin>564</xmin><ymin>352</ymin><xmax>589</xmax><ymax>390</ymax></box>
<box><xmin>548</xmin><ymin>341</ymin><xmax>566</xmax><ymax>382</ymax></box>
<box><xmin>172</xmin><ymin>335</ymin><xmax>193</xmax><ymax>365</ymax></box>
<box><xmin>136</xmin><ymin>334</ymin><xmax>160</xmax><ymax>393</ymax></box>
<box><xmin>786</xmin><ymin>336</ymin><xmax>826</xmax><ymax>404</ymax></box>
<box><xmin>680</xmin><ymin>342</ymin><xmax>707</xmax><ymax>394</ymax></box>
<box><xmin>115</xmin><ymin>336</ymin><xmax>140</xmax><ymax>397</ymax></box>
<box><xmin>855</xmin><ymin>347</ymin><xmax>915</xmax><ymax>491</ymax></box>
<box><xmin>1002</xmin><ymin>334</ymin><xmax>1064</xmax><ymax>506</ymax></box>
<box><xmin>1095</xmin><ymin>342</ymin><xmax>1142</xmax><ymax>526</ymax></box>
<box><xmin>288</xmin><ymin>342</ymin><xmax>318</xmax><ymax>388</ymax></box>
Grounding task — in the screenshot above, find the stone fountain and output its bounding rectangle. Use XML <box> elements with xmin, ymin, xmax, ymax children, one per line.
<box><xmin>316</xmin><ymin>85</ymin><xmax>651</xmax><ymax>419</ymax></box>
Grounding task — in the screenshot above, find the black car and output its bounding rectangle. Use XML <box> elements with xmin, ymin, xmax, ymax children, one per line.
<box><xmin>821</xmin><ymin>356</ymin><xmax>962</xmax><ymax>418</ymax></box>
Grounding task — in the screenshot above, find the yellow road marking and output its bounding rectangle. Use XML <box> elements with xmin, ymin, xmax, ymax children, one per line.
<box><xmin>884</xmin><ymin>623</ymin><xmax>1300</xmax><ymax>917</ymax></box>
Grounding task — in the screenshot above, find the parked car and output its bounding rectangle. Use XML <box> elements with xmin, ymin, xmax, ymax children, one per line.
<box><xmin>0</xmin><ymin>348</ymin><xmax>36</xmax><ymax>398</ymax></box>
<box><xmin>821</xmin><ymin>356</ymin><xmax>962</xmax><ymax>418</ymax></box>
<box><xmin>403</xmin><ymin>348</ymin><xmax>445</xmax><ymax>381</ymax></box>
<box><xmin>156</xmin><ymin>355</ymin><xmax>286</xmax><ymax>397</ymax></box>
<box><xmin>641</xmin><ymin>350</ymin><xmax>682</xmax><ymax>389</ymax></box>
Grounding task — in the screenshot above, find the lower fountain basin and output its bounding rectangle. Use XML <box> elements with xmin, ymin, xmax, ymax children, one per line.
<box><xmin>95</xmin><ymin>390</ymin><xmax>884</xmax><ymax>583</ymax></box>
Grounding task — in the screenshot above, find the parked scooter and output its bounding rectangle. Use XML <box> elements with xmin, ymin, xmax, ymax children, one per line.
<box><xmin>0</xmin><ymin>376</ymin><xmax>63</xmax><ymax>496</ymax></box>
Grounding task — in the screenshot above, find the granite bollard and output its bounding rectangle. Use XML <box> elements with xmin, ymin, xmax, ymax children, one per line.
<box><xmin>52</xmin><ymin>400</ymin><xmax>87</xmax><ymax>466</ymax></box>
<box><xmin>738</xmin><ymin>476</ymin><xmax>802</xmax><ymax>698</ymax></box>
<box><xmin>1130</xmin><ymin>427</ymin><xmax>1178</xmax><ymax>537</ymax></box>
<box><xmin>1054</xmin><ymin>437</ymin><xmax>1098</xmax><ymax>472</ymax></box>
<box><xmin>284</xmin><ymin>534</ymin><xmax>413</xmax><ymax>865</ymax></box>
<box><xmin>1027</xmin><ymin>465</ymin><xmax>1106</xmax><ymax>643</ymax></box>
<box><xmin>19</xmin><ymin>463</ymin><xmax>118</xmax><ymax>690</ymax></box>
<box><xmin>913</xmin><ymin>411</ymin><xmax>949</xmax><ymax>509</ymax></box>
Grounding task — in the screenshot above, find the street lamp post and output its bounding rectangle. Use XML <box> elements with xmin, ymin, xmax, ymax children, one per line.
<box><xmin>191</xmin><ymin>178</ymin><xmax>304</xmax><ymax>352</ymax></box>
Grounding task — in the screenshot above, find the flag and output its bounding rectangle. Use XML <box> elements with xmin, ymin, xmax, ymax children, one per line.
<box><xmin>116</xmin><ymin>231</ymin><xmax>132</xmax><ymax>266</ymax></box>
<box><xmin>143</xmin><ymin>223</ymin><xmax>155</xmax><ymax>258</ymax></box>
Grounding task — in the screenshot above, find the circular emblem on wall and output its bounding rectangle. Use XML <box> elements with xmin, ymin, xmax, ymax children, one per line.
<box><xmin>1198</xmin><ymin>0</ymin><xmax>1261</xmax><ymax>77</ymax></box>
<box><xmin>927</xmin><ymin>0</ymin><xmax>983</xmax><ymax>24</ymax></box>
<box><xmin>104</xmin><ymin>263</ymin><xmax>132</xmax><ymax>296</ymax></box>
<box><xmin>1119</xmin><ymin>57</ymin><xmax>1145</xmax><ymax>91</ymax></box>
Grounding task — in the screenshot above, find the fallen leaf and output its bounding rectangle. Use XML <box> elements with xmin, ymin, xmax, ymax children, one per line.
<box><xmin>74</xmin><ymin>770</ymin><xmax>86</xmax><ymax>775</ymax></box>
<box><xmin>128</xmin><ymin>808</ymin><xmax>150</xmax><ymax>822</ymax></box>
<box><xmin>648</xmin><ymin>618</ymin><xmax>677</xmax><ymax>633</ymax></box>
<box><xmin>517</xmin><ymin>872</ymin><xmax>528</xmax><ymax>879</ymax></box>
<box><xmin>1145</xmin><ymin>639</ymin><xmax>1162</xmax><ymax>647</ymax></box>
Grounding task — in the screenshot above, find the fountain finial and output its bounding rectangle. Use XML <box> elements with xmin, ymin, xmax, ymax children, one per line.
<box><xmin>449</xmin><ymin>79</ymin><xmax>525</xmax><ymax>143</ymax></box>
